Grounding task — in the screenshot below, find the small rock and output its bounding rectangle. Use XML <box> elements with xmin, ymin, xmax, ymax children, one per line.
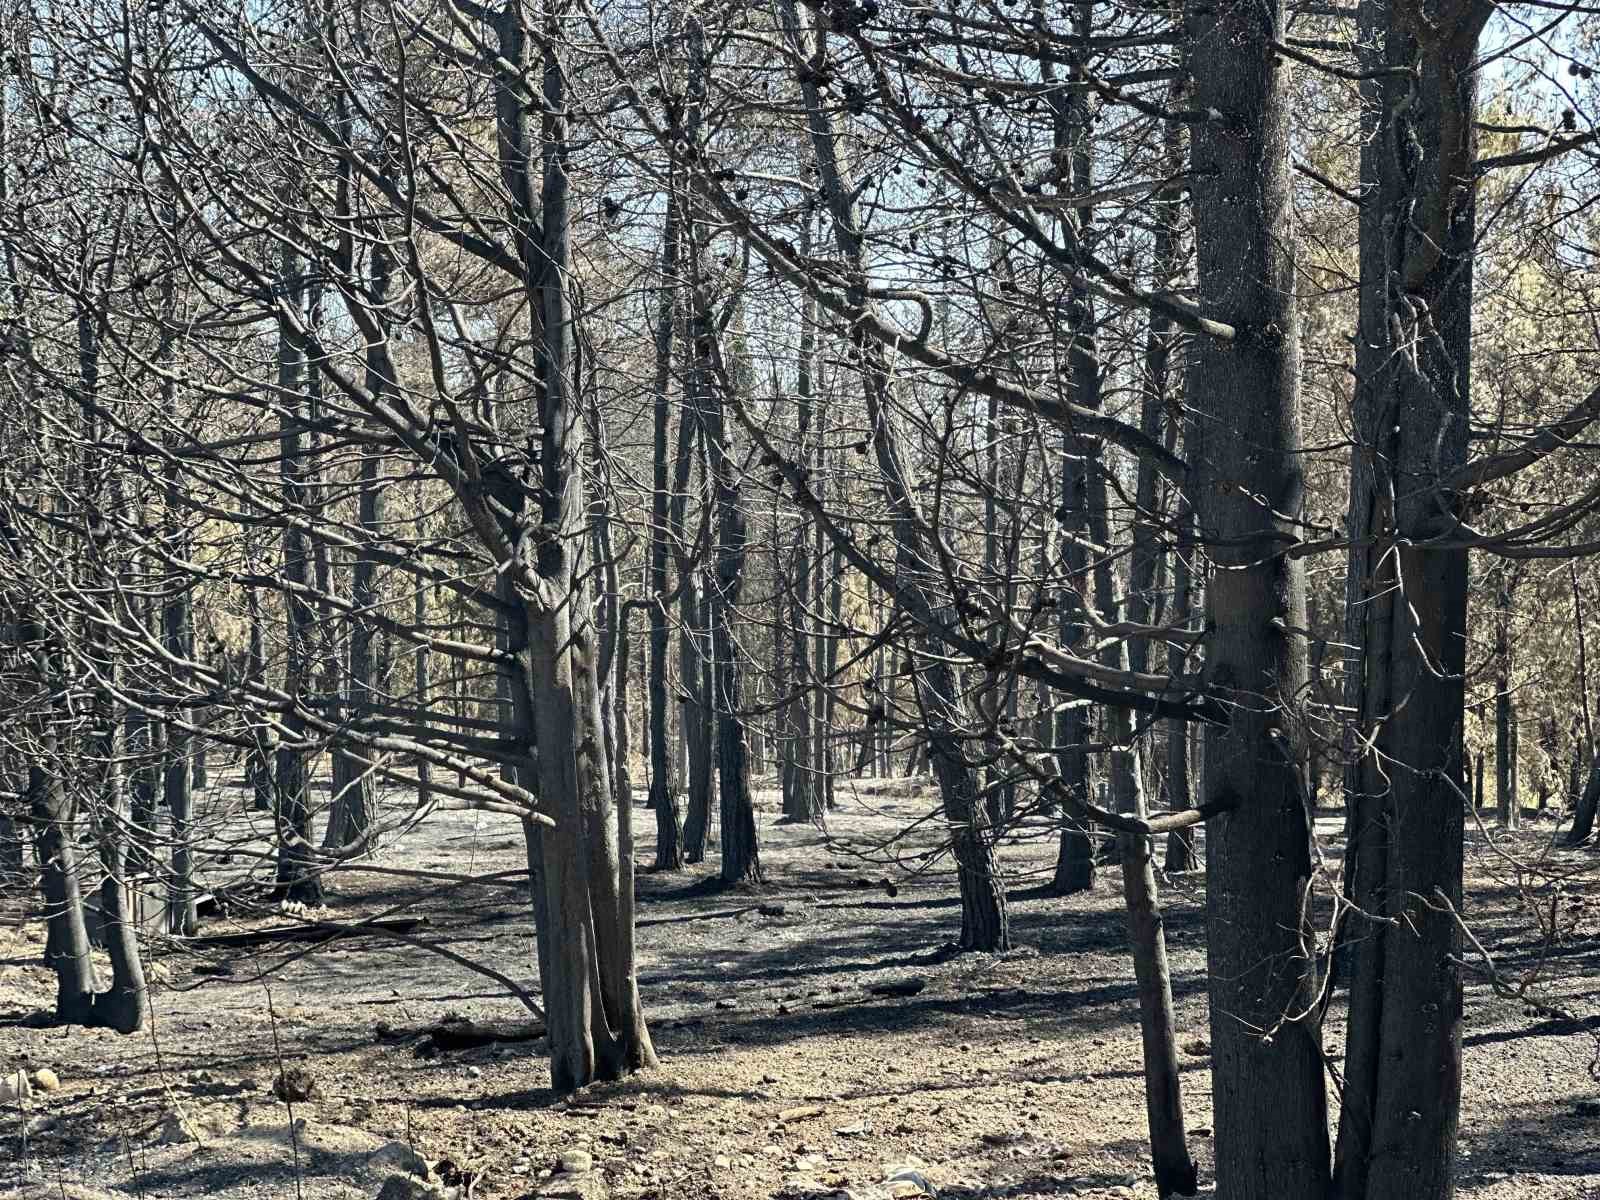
<box><xmin>273</xmin><ymin>1066</ymin><xmax>317</xmax><ymax>1102</ymax></box>
<box><xmin>780</xmin><ymin>1104</ymin><xmax>825</xmax><ymax>1122</ymax></box>
<box><xmin>713</xmin><ymin>1154</ymin><xmax>731</xmax><ymax>1169</ymax></box>
<box><xmin>559</xmin><ymin>1149</ymin><xmax>594</xmax><ymax>1174</ymax></box>
<box><xmin>715</xmin><ymin>998</ymin><xmax>738</xmax><ymax>1010</ymax></box>
<box><xmin>834</xmin><ymin>1121</ymin><xmax>871</xmax><ymax>1137</ymax></box>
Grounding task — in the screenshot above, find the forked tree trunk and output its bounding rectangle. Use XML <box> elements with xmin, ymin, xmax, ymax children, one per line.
<box><xmin>1187</xmin><ymin>0</ymin><xmax>1329</xmax><ymax>1194</ymax></box>
<box><xmin>494</xmin><ymin>5</ymin><xmax>654</xmax><ymax>1090</ymax></box>
<box><xmin>1334</xmin><ymin>6</ymin><xmax>1485</xmax><ymax>1200</ymax></box>
<box><xmin>689</xmin><ymin>262</ymin><xmax>761</xmax><ymax>888</ymax></box>
<box><xmin>32</xmin><ymin>748</ymin><xmax>99</xmax><ymax>1025</ymax></box>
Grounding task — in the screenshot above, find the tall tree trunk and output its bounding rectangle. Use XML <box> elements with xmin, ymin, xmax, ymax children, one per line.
<box><xmin>273</xmin><ymin>241</ymin><xmax>322</xmax><ymax>905</ymax></box>
<box><xmin>244</xmin><ymin>586</ymin><xmax>277</xmax><ymax>812</ymax></box>
<box><xmin>678</xmin><ymin>433</ymin><xmax>715</xmax><ymax>864</ymax></box>
<box><xmin>1164</xmin><ymin>496</ymin><xmax>1197</xmax><ymax>873</ymax></box>
<box><xmin>31</xmin><ymin>749</ymin><xmax>98</xmax><ymax>1026</ymax></box>
<box><xmin>1187</xmin><ymin>1</ymin><xmax>1329</xmax><ymax>1194</ymax></box>
<box><xmin>1045</xmin><ymin>7</ymin><xmax>1095</xmax><ymax>896</ymax></box>
<box><xmin>126</xmin><ymin>707</ymin><xmax>161</xmax><ymax>880</ymax></box>
<box><xmin>1334</xmin><ymin>5</ymin><xmax>1486</xmax><ymax>1199</ymax></box>
<box><xmin>493</xmin><ymin>5</ymin><xmax>654</xmax><ymax>1089</ymax></box>
<box><xmin>1494</xmin><ymin>566</ymin><xmax>1516</xmax><ymax>828</ymax></box>
<box><xmin>781</xmin><ymin>246</ymin><xmax>824</xmax><ymax>827</ymax></box>
<box><xmin>156</xmin><ymin>226</ymin><xmax>197</xmax><ymax>933</ymax></box>
<box><xmin>779</xmin><ymin>0</ymin><xmax>1006</xmax><ymax>947</ymax></box>
<box><xmin>1091</xmin><ymin>368</ymin><xmax>1196</xmax><ymax>1195</ymax></box>
<box><xmin>687</xmin><ymin>228</ymin><xmax>761</xmax><ymax>887</ymax></box>
<box><xmin>648</xmin><ymin>199</ymin><xmax>685</xmax><ymax>870</ymax></box>
<box><xmin>327</xmin><ymin>249</ymin><xmax>394</xmax><ymax>854</ymax></box>
<box><xmin>414</xmin><ymin>535</ymin><xmax>432</xmax><ymax>808</ymax></box>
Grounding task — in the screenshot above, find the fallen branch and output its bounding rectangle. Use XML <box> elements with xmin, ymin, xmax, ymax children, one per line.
<box><xmin>172</xmin><ymin>915</ymin><xmax>429</xmax><ymax>950</ymax></box>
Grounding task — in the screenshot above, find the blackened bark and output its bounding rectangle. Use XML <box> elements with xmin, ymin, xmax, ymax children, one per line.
<box><xmin>1568</xmin><ymin>751</ymin><xmax>1600</xmax><ymax>844</ymax></box>
<box><xmin>781</xmin><ymin>240</ymin><xmax>824</xmax><ymax>827</ymax></box>
<box><xmin>31</xmin><ymin>752</ymin><xmax>98</xmax><ymax>1025</ymax></box>
<box><xmin>689</xmin><ymin>279</ymin><xmax>761</xmax><ymax>887</ymax></box>
<box><xmin>1164</xmin><ymin>497</ymin><xmax>1197</xmax><ymax>873</ymax></box>
<box><xmin>1333</xmin><ymin>5</ymin><xmax>1485</xmax><ymax>1199</ymax></box>
<box><xmin>273</xmin><ymin>240</ymin><xmax>322</xmax><ymax>906</ymax></box>
<box><xmin>1045</xmin><ymin>6</ymin><xmax>1095</xmax><ymax>895</ymax></box>
<box><xmin>779</xmin><ymin>0</ymin><xmax>1005</xmax><ymax>947</ymax></box>
<box><xmin>326</xmin><ymin>249</ymin><xmax>392</xmax><ymax>854</ymax></box>
<box><xmin>1495</xmin><ymin>586</ymin><xmax>1517</xmax><ymax>829</ymax></box>
<box><xmin>1186</xmin><ymin>0</ymin><xmax>1329</xmax><ymax>1194</ymax></box>
<box><xmin>648</xmin><ymin>200</ymin><xmax>685</xmax><ymax>870</ymax></box>
<box><xmin>493</xmin><ymin>5</ymin><xmax>655</xmax><ymax>1089</ymax></box>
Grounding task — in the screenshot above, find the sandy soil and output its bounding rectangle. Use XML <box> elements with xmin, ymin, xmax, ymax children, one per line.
<box><xmin>2</xmin><ymin>776</ymin><xmax>1598</xmax><ymax>1200</ymax></box>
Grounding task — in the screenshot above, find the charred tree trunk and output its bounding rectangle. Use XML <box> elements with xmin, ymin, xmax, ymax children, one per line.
<box><xmin>688</xmin><ymin>250</ymin><xmax>761</xmax><ymax>888</ymax></box>
<box><xmin>494</xmin><ymin>6</ymin><xmax>654</xmax><ymax>1089</ymax></box>
<box><xmin>1164</xmin><ymin>496</ymin><xmax>1197</xmax><ymax>873</ymax></box>
<box><xmin>781</xmin><ymin>240</ymin><xmax>824</xmax><ymax>828</ymax></box>
<box><xmin>1568</xmin><ymin>750</ymin><xmax>1600</xmax><ymax>844</ymax></box>
<box><xmin>32</xmin><ymin>750</ymin><xmax>99</xmax><ymax>1026</ymax></box>
<box><xmin>244</xmin><ymin>586</ymin><xmax>277</xmax><ymax>812</ymax></box>
<box><xmin>780</xmin><ymin>0</ymin><xmax>1005</xmax><ymax>948</ymax></box>
<box><xmin>1045</xmin><ymin>12</ymin><xmax>1095</xmax><ymax>896</ymax></box>
<box><xmin>272</xmin><ymin>242</ymin><xmax>322</xmax><ymax>906</ymax></box>
<box><xmin>648</xmin><ymin>199</ymin><xmax>685</xmax><ymax>870</ymax></box>
<box><xmin>1333</xmin><ymin>5</ymin><xmax>1486</xmax><ymax>1200</ymax></box>
<box><xmin>1494</xmin><ymin>571</ymin><xmax>1517</xmax><ymax>830</ymax></box>
<box><xmin>1187</xmin><ymin>0</ymin><xmax>1329</xmax><ymax>1194</ymax></box>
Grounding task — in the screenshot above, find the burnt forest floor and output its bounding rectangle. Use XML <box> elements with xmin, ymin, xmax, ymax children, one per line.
<box><xmin>3</xmin><ymin>773</ymin><xmax>1600</xmax><ymax>1200</ymax></box>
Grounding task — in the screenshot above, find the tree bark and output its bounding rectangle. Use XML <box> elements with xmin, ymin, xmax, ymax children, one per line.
<box><xmin>31</xmin><ymin>749</ymin><xmax>99</xmax><ymax>1026</ymax></box>
<box><xmin>1333</xmin><ymin>5</ymin><xmax>1486</xmax><ymax>1199</ymax></box>
<box><xmin>1494</xmin><ymin>567</ymin><xmax>1517</xmax><ymax>829</ymax></box>
<box><xmin>1044</xmin><ymin>6</ymin><xmax>1096</xmax><ymax>896</ymax></box>
<box><xmin>1186</xmin><ymin>0</ymin><xmax>1329</xmax><ymax>1194</ymax></box>
<box><xmin>493</xmin><ymin>4</ymin><xmax>655</xmax><ymax>1089</ymax></box>
<box><xmin>272</xmin><ymin>239</ymin><xmax>323</xmax><ymax>906</ymax></box>
<box><xmin>778</xmin><ymin>0</ymin><xmax>1006</xmax><ymax>948</ymax></box>
<box><xmin>687</xmin><ymin>234</ymin><xmax>761</xmax><ymax>888</ymax></box>
<box><xmin>646</xmin><ymin>197</ymin><xmax>687</xmax><ymax>870</ymax></box>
